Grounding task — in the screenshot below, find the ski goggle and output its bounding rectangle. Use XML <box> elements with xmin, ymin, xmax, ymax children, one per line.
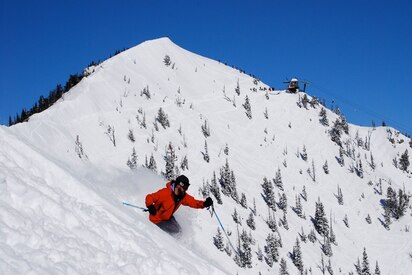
<box><xmin>178</xmin><ymin>181</ymin><xmax>189</xmax><ymax>191</ymax></box>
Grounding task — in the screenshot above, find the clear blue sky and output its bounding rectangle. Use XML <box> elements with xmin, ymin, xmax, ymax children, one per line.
<box><xmin>1</xmin><ymin>0</ymin><xmax>411</xmax><ymax>134</ymax></box>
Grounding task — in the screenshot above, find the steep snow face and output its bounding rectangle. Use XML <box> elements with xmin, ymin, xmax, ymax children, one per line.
<box><xmin>1</xmin><ymin>37</ymin><xmax>412</xmax><ymax>274</ymax></box>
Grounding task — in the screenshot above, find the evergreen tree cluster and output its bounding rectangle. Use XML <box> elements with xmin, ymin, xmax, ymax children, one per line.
<box><xmin>9</xmin><ymin>74</ymin><xmax>83</xmax><ymax>126</ymax></box>
<box><xmin>385</xmin><ymin>186</ymin><xmax>410</xmax><ymax>220</ymax></box>
<box><xmin>219</xmin><ymin>159</ymin><xmax>239</xmax><ymax>202</ymax></box>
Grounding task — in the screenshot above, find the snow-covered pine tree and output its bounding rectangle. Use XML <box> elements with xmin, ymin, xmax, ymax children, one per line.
<box><xmin>232</xmin><ymin>208</ymin><xmax>242</xmax><ymax>225</ymax></box>
<box><xmin>202</xmin><ymin>140</ymin><xmax>210</xmax><ymax>163</ymax></box>
<box><xmin>301</xmin><ymin>145</ymin><xmax>308</xmax><ymax>161</ymax></box>
<box><xmin>128</xmin><ymin>129</ymin><xmax>135</xmax><ymax>142</ymax></box>
<box><xmin>281</xmin><ymin>210</ymin><xmax>289</xmax><ymax>230</ymax></box>
<box><xmin>201</xmin><ymin>119</ymin><xmax>211</xmax><ymax>137</ymax></box>
<box><xmin>361</xmin><ymin>248</ymin><xmax>370</xmax><ymax>275</ymax></box>
<box><xmin>278</xmin><ymin>192</ymin><xmax>288</xmax><ymax>212</ymax></box>
<box><xmin>308</xmin><ymin>229</ymin><xmax>317</xmax><ymax>243</ymax></box>
<box><xmin>279</xmin><ymin>258</ymin><xmax>289</xmax><ymax>275</ymax></box>
<box><xmin>330</xmin><ymin>119</ymin><xmax>342</xmax><ymax>146</ymax></box>
<box><xmin>240</xmin><ymin>229</ymin><xmax>253</xmax><ymax>268</ymax></box>
<box><xmin>291</xmin><ymin>238</ymin><xmax>304</xmax><ymax>274</ymax></box>
<box><xmin>264</xmin><ymin>107</ymin><xmax>269</xmax><ymax>119</ymax></box>
<box><xmin>224</xmin><ymin>143</ymin><xmax>229</xmax><ymax>155</ymax></box>
<box><xmin>240</xmin><ymin>193</ymin><xmax>247</xmax><ymax>208</ymax></box>
<box><xmin>399</xmin><ymin>149</ymin><xmax>410</xmax><ymax>172</ymax></box>
<box><xmin>266</xmin><ymin>207</ymin><xmax>278</xmax><ymax>232</ymax></box>
<box><xmin>213</xmin><ymin>227</ymin><xmax>225</xmax><ymax>251</ymax></box>
<box><xmin>145</xmin><ymin>153</ymin><xmax>157</xmax><ymax>172</ymax></box>
<box><xmin>243</xmin><ymin>95</ymin><xmax>252</xmax><ymax>119</ymax></box>
<box><xmin>210</xmin><ymin>171</ymin><xmax>223</xmax><ymax>204</ymax></box>
<box><xmin>75</xmin><ymin>135</ymin><xmax>87</xmax><ymax>159</ymax></box>
<box><xmin>262</xmin><ymin>177</ymin><xmax>276</xmax><ymax>211</ymax></box>
<box><xmin>264</xmin><ymin>233</ymin><xmax>279</xmax><ymax>267</ymax></box>
<box><xmin>163</xmin><ymin>54</ymin><xmax>171</xmax><ymax>66</ymax></box>
<box><xmin>299</xmin><ymin>227</ymin><xmax>307</xmax><ymax>243</ymax></box>
<box><xmin>323</xmin><ymin>160</ymin><xmax>329</xmax><ymax>174</ymax></box>
<box><xmin>337</xmin><ymin>185</ymin><xmax>344</xmax><ymax>205</ymax></box>
<box><xmin>301</xmin><ymin>185</ymin><xmax>307</xmax><ymax>201</ymax></box>
<box><xmin>293</xmin><ymin>195</ymin><xmax>305</xmax><ymax>219</ymax></box>
<box><xmin>343</xmin><ymin>214</ymin><xmax>349</xmax><ymax>228</ymax></box>
<box><xmin>235</xmin><ymin>80</ymin><xmax>240</xmax><ymax>96</ymax></box>
<box><xmin>319</xmin><ymin>107</ymin><xmax>329</xmax><ymax>126</ymax></box>
<box><xmin>338</xmin><ymin>147</ymin><xmax>345</xmax><ymax>166</ymax></box>
<box><xmin>326</xmin><ymin>258</ymin><xmax>334</xmax><ymax>275</ymax></box>
<box><xmin>374</xmin><ymin>261</ymin><xmax>381</xmax><ymax>275</ymax></box>
<box><xmin>246</xmin><ymin>211</ymin><xmax>256</xmax><ymax>230</ymax></box>
<box><xmin>180</xmin><ymin>155</ymin><xmax>189</xmax><ymax>170</ymax></box>
<box><xmin>156</xmin><ymin>107</ymin><xmax>170</xmax><ymax>128</ymax></box>
<box><xmin>322</xmin><ymin>235</ymin><xmax>333</xmax><ymax>257</ymax></box>
<box><xmin>163</xmin><ymin>142</ymin><xmax>177</xmax><ymax>180</ymax></box>
<box><xmin>126</xmin><ymin>147</ymin><xmax>138</xmax><ymax>169</ymax></box>
<box><xmin>314</xmin><ymin>198</ymin><xmax>329</xmax><ymax>236</ymax></box>
<box><xmin>274</xmin><ymin>168</ymin><xmax>284</xmax><ymax>191</ymax></box>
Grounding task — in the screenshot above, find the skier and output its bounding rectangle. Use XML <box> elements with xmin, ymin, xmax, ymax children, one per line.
<box><xmin>145</xmin><ymin>175</ymin><xmax>213</xmax><ymax>234</ymax></box>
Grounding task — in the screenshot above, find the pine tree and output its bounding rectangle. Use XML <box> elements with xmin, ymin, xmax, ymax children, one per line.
<box><xmin>337</xmin><ymin>185</ymin><xmax>344</xmax><ymax>205</ymax></box>
<box><xmin>338</xmin><ymin>147</ymin><xmax>345</xmax><ymax>166</ymax></box>
<box><xmin>274</xmin><ymin>168</ymin><xmax>283</xmax><ymax>190</ymax></box>
<box><xmin>232</xmin><ymin>208</ymin><xmax>242</xmax><ymax>225</ymax></box>
<box><xmin>264</xmin><ymin>233</ymin><xmax>279</xmax><ymax>267</ymax></box>
<box><xmin>210</xmin><ymin>171</ymin><xmax>223</xmax><ymax>204</ymax></box>
<box><xmin>127</xmin><ymin>147</ymin><xmax>138</xmax><ymax>169</ymax></box>
<box><xmin>266</xmin><ymin>208</ymin><xmax>278</xmax><ymax>232</ymax></box>
<box><xmin>180</xmin><ymin>155</ymin><xmax>189</xmax><ymax>170</ymax></box>
<box><xmin>281</xmin><ymin>210</ymin><xmax>289</xmax><ymax>230</ymax></box>
<box><xmin>280</xmin><ymin>258</ymin><xmax>289</xmax><ymax>275</ymax></box>
<box><xmin>145</xmin><ymin>153</ymin><xmax>157</xmax><ymax>172</ymax></box>
<box><xmin>213</xmin><ymin>227</ymin><xmax>225</xmax><ymax>251</ymax></box>
<box><xmin>399</xmin><ymin>149</ymin><xmax>410</xmax><ymax>171</ymax></box>
<box><xmin>156</xmin><ymin>107</ymin><xmax>170</xmax><ymax>128</ymax></box>
<box><xmin>243</xmin><ymin>95</ymin><xmax>252</xmax><ymax>119</ymax></box>
<box><xmin>322</xmin><ymin>235</ymin><xmax>333</xmax><ymax>257</ymax></box>
<box><xmin>163</xmin><ymin>142</ymin><xmax>177</xmax><ymax>180</ymax></box>
<box><xmin>314</xmin><ymin>198</ymin><xmax>329</xmax><ymax>236</ymax></box>
<box><xmin>361</xmin><ymin>248</ymin><xmax>371</xmax><ymax>275</ymax></box>
<box><xmin>224</xmin><ymin>143</ymin><xmax>229</xmax><ymax>155</ymax></box>
<box><xmin>202</xmin><ymin>140</ymin><xmax>210</xmax><ymax>163</ymax></box>
<box><xmin>301</xmin><ymin>145</ymin><xmax>308</xmax><ymax>161</ymax></box>
<box><xmin>262</xmin><ymin>177</ymin><xmax>276</xmax><ymax>210</ymax></box>
<box><xmin>294</xmin><ymin>195</ymin><xmax>305</xmax><ymax>218</ymax></box>
<box><xmin>301</xmin><ymin>185</ymin><xmax>307</xmax><ymax>201</ymax></box>
<box><xmin>246</xmin><ymin>211</ymin><xmax>256</xmax><ymax>230</ymax></box>
<box><xmin>235</xmin><ymin>80</ymin><xmax>240</xmax><ymax>96</ymax></box>
<box><xmin>240</xmin><ymin>193</ymin><xmax>247</xmax><ymax>208</ymax></box>
<box><xmin>308</xmin><ymin>229</ymin><xmax>317</xmax><ymax>243</ymax></box>
<box><xmin>291</xmin><ymin>238</ymin><xmax>304</xmax><ymax>274</ymax></box>
<box><xmin>201</xmin><ymin>119</ymin><xmax>211</xmax><ymax>137</ymax></box>
<box><xmin>128</xmin><ymin>129</ymin><xmax>135</xmax><ymax>142</ymax></box>
<box><xmin>319</xmin><ymin>107</ymin><xmax>329</xmax><ymax>126</ymax></box>
<box><xmin>240</xmin><ymin>229</ymin><xmax>253</xmax><ymax>268</ymax></box>
<box><xmin>374</xmin><ymin>261</ymin><xmax>381</xmax><ymax>275</ymax></box>
<box><xmin>323</xmin><ymin>161</ymin><xmax>329</xmax><ymax>174</ymax></box>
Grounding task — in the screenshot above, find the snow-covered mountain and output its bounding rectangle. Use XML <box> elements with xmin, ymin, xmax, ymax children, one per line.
<box><xmin>1</xmin><ymin>37</ymin><xmax>411</xmax><ymax>274</ymax></box>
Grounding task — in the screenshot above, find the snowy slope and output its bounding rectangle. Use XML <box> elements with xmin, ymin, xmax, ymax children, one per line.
<box><xmin>1</xmin><ymin>37</ymin><xmax>411</xmax><ymax>274</ymax></box>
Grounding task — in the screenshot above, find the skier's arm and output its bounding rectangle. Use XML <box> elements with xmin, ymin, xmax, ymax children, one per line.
<box><xmin>182</xmin><ymin>193</ymin><xmax>207</xmax><ymax>209</ymax></box>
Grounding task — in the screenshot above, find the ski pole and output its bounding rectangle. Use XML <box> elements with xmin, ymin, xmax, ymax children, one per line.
<box><xmin>122</xmin><ymin>202</ymin><xmax>148</xmax><ymax>211</ymax></box>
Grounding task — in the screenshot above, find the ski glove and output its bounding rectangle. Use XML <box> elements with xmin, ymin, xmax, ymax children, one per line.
<box><xmin>148</xmin><ymin>205</ymin><xmax>157</xmax><ymax>215</ymax></box>
<box><xmin>204</xmin><ymin>197</ymin><xmax>213</xmax><ymax>208</ymax></box>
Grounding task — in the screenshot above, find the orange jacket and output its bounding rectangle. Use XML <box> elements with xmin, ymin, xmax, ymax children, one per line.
<box><xmin>145</xmin><ymin>181</ymin><xmax>205</xmax><ymax>224</ymax></box>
